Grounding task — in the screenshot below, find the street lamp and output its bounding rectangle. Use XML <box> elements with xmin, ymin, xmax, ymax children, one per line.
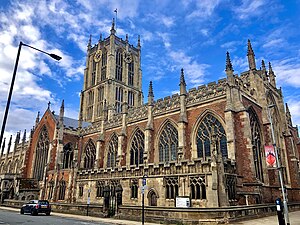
<box><xmin>267</xmin><ymin>104</ymin><xmax>290</xmax><ymax>225</ymax></box>
<box><xmin>0</xmin><ymin>41</ymin><xmax>62</xmax><ymax>148</ymax></box>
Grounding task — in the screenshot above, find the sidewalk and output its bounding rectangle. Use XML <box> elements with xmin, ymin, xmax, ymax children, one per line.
<box><xmin>0</xmin><ymin>206</ymin><xmax>158</xmax><ymax>225</ymax></box>
<box><xmin>1</xmin><ymin>205</ymin><xmax>299</xmax><ymax>225</ymax></box>
<box><xmin>230</xmin><ymin>211</ymin><xmax>300</xmax><ymax>225</ymax></box>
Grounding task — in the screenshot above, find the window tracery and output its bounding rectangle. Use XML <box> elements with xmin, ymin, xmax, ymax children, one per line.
<box><xmin>83</xmin><ymin>140</ymin><xmax>96</xmax><ymax>169</ymax></box>
<box><xmin>47</xmin><ymin>180</ymin><xmax>54</xmax><ymax>200</ymax></box>
<box><xmin>62</xmin><ymin>143</ymin><xmax>73</xmax><ymax>169</ymax></box>
<box><xmin>115</xmin><ymin>50</ymin><xmax>123</xmax><ymax>81</ymax></box>
<box><xmin>159</xmin><ymin>122</ymin><xmax>178</xmax><ymax>162</ymax></box>
<box><xmin>130</xmin><ymin>129</ymin><xmax>145</xmax><ymax>166</ymax></box>
<box><xmin>107</xmin><ymin>134</ymin><xmax>118</xmax><ymax>169</ymax></box>
<box><xmin>130</xmin><ymin>179</ymin><xmax>138</xmax><ymax>199</ymax></box>
<box><xmin>190</xmin><ymin>176</ymin><xmax>206</xmax><ymax>200</ymax></box>
<box><xmin>196</xmin><ymin>113</ymin><xmax>227</xmax><ymax>159</ymax></box>
<box><xmin>96</xmin><ymin>180</ymin><xmax>105</xmax><ymax>197</ymax></box>
<box><xmin>165</xmin><ymin>177</ymin><xmax>178</xmax><ymax>199</ymax></box>
<box><xmin>33</xmin><ymin>125</ymin><xmax>49</xmax><ymax>181</ymax></box>
<box><xmin>249</xmin><ymin>109</ymin><xmax>264</xmax><ymax>182</ymax></box>
<box><xmin>58</xmin><ymin>180</ymin><xmax>66</xmax><ymax>200</ymax></box>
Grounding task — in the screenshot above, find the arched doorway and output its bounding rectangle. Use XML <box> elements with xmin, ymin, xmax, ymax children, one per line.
<box><xmin>147</xmin><ymin>189</ymin><xmax>158</xmax><ymax>206</ymax></box>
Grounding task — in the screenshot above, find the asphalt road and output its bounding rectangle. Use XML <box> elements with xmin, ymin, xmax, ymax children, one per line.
<box><xmin>0</xmin><ymin>208</ymin><xmax>112</xmax><ymax>225</ymax></box>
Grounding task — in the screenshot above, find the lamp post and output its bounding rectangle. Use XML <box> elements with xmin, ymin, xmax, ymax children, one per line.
<box><xmin>0</xmin><ymin>41</ymin><xmax>61</xmax><ymax>148</ymax></box>
<box><xmin>267</xmin><ymin>104</ymin><xmax>290</xmax><ymax>225</ymax></box>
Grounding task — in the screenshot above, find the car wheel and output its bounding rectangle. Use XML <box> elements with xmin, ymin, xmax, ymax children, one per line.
<box><xmin>31</xmin><ymin>209</ymin><xmax>37</xmax><ymax>216</ymax></box>
<box><xmin>46</xmin><ymin>212</ymin><xmax>50</xmax><ymax>216</ymax></box>
<box><xmin>20</xmin><ymin>208</ymin><xmax>24</xmax><ymax>214</ymax></box>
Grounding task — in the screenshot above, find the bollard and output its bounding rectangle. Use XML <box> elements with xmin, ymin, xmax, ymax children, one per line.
<box><xmin>276</xmin><ymin>198</ymin><xmax>285</xmax><ymax>225</ymax></box>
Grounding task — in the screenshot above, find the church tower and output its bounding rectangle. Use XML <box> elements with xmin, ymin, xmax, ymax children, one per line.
<box><xmin>80</xmin><ymin>19</ymin><xmax>143</xmax><ymax>123</ymax></box>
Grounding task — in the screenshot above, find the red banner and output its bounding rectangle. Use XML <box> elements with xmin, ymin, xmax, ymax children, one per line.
<box><xmin>265</xmin><ymin>145</ymin><xmax>276</xmax><ymax>167</ymax></box>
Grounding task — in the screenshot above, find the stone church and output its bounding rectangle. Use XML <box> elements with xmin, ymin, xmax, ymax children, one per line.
<box><xmin>1</xmin><ymin>20</ymin><xmax>300</xmax><ymax>218</ymax></box>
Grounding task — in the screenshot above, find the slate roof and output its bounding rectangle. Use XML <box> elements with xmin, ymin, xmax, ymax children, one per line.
<box><xmin>54</xmin><ymin>115</ymin><xmax>90</xmax><ymax>129</ymax></box>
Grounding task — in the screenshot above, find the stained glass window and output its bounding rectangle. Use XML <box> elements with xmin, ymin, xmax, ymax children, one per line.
<box><xmin>107</xmin><ymin>134</ymin><xmax>118</xmax><ymax>168</ymax></box>
<box><xmin>249</xmin><ymin>108</ymin><xmax>264</xmax><ymax>182</ymax></box>
<box><xmin>196</xmin><ymin>113</ymin><xmax>227</xmax><ymax>159</ymax></box>
<box><xmin>83</xmin><ymin>140</ymin><xmax>96</xmax><ymax>169</ymax></box>
<box><xmin>159</xmin><ymin>122</ymin><xmax>178</xmax><ymax>162</ymax></box>
<box><xmin>130</xmin><ymin>129</ymin><xmax>145</xmax><ymax>166</ymax></box>
<box><xmin>33</xmin><ymin>125</ymin><xmax>49</xmax><ymax>181</ymax></box>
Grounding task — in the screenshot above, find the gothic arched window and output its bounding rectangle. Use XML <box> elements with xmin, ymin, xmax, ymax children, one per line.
<box><xmin>128</xmin><ymin>61</ymin><xmax>134</xmax><ymax>86</ymax></box>
<box><xmin>196</xmin><ymin>113</ymin><xmax>227</xmax><ymax>159</ymax></box>
<box><xmin>47</xmin><ymin>180</ymin><xmax>54</xmax><ymax>200</ymax></box>
<box><xmin>83</xmin><ymin>140</ymin><xmax>96</xmax><ymax>169</ymax></box>
<box><xmin>63</xmin><ymin>143</ymin><xmax>73</xmax><ymax>169</ymax></box>
<box><xmin>249</xmin><ymin>108</ymin><xmax>264</xmax><ymax>182</ymax></box>
<box><xmin>130</xmin><ymin>129</ymin><xmax>145</xmax><ymax>166</ymax></box>
<box><xmin>190</xmin><ymin>176</ymin><xmax>206</xmax><ymax>200</ymax></box>
<box><xmin>115</xmin><ymin>50</ymin><xmax>123</xmax><ymax>81</ymax></box>
<box><xmin>107</xmin><ymin>134</ymin><xmax>118</xmax><ymax>168</ymax></box>
<box><xmin>58</xmin><ymin>180</ymin><xmax>66</xmax><ymax>200</ymax></box>
<box><xmin>159</xmin><ymin>122</ymin><xmax>178</xmax><ymax>162</ymax></box>
<box><xmin>101</xmin><ymin>50</ymin><xmax>107</xmax><ymax>81</ymax></box>
<box><xmin>33</xmin><ymin>125</ymin><xmax>49</xmax><ymax>181</ymax></box>
<box><xmin>115</xmin><ymin>86</ymin><xmax>123</xmax><ymax>113</ymax></box>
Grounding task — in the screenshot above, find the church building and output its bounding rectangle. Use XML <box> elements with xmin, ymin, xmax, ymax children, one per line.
<box><xmin>1</xmin><ymin>20</ymin><xmax>300</xmax><ymax>221</ymax></box>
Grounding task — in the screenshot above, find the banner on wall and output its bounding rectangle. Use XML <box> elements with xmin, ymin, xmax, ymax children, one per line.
<box><xmin>265</xmin><ymin>145</ymin><xmax>277</xmax><ymax>168</ymax></box>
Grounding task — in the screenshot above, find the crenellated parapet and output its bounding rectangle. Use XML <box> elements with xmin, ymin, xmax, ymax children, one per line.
<box><xmin>186</xmin><ymin>79</ymin><xmax>227</xmax><ymax>106</ymax></box>
<box><xmin>127</xmin><ymin>105</ymin><xmax>148</xmax><ymax>122</ymax></box>
<box><xmin>153</xmin><ymin>94</ymin><xmax>181</xmax><ymax>115</ymax></box>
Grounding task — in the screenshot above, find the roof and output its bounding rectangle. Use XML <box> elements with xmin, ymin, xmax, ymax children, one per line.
<box><xmin>54</xmin><ymin>115</ymin><xmax>90</xmax><ymax>130</ymax></box>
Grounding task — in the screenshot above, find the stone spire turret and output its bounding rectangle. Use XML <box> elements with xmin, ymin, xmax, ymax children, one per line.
<box><xmin>7</xmin><ymin>135</ymin><xmax>12</xmax><ymax>154</ymax></box>
<box><xmin>261</xmin><ymin>60</ymin><xmax>267</xmax><ymax>81</ymax></box>
<box><xmin>99</xmin><ymin>33</ymin><xmax>102</xmax><ymax>42</ymax></box>
<box><xmin>13</xmin><ymin>131</ymin><xmax>20</xmax><ymax>153</ymax></box>
<box><xmin>22</xmin><ymin>129</ymin><xmax>26</xmax><ymax>144</ymax></box>
<box><xmin>225</xmin><ymin>51</ymin><xmax>234</xmax><ymax>74</ymax></box>
<box><xmin>87</xmin><ymin>34</ymin><xmax>92</xmax><ymax>50</ymax></box>
<box><xmin>225</xmin><ymin>52</ymin><xmax>234</xmax><ymax>85</ymax></box>
<box><xmin>247</xmin><ymin>39</ymin><xmax>256</xmax><ymax>70</ymax></box>
<box><xmin>35</xmin><ymin>111</ymin><xmax>40</xmax><ymax>127</ymax></box>
<box><xmin>148</xmin><ymin>81</ymin><xmax>154</xmax><ymax>105</ymax></box>
<box><xmin>110</xmin><ymin>18</ymin><xmax>116</xmax><ymax>35</ymax></box>
<box><xmin>59</xmin><ymin>100</ymin><xmax>65</xmax><ymax>121</ymax></box>
<box><xmin>137</xmin><ymin>35</ymin><xmax>141</xmax><ymax>50</ymax></box>
<box><xmin>1</xmin><ymin>138</ymin><xmax>5</xmax><ymax>157</ymax></box>
<box><xmin>286</xmin><ymin>103</ymin><xmax>292</xmax><ymax>126</ymax></box>
<box><xmin>125</xmin><ymin>34</ymin><xmax>129</xmax><ymax>43</ymax></box>
<box><xmin>269</xmin><ymin>62</ymin><xmax>276</xmax><ymax>87</ymax></box>
<box><xmin>179</xmin><ymin>68</ymin><xmax>187</xmax><ymax>95</ymax></box>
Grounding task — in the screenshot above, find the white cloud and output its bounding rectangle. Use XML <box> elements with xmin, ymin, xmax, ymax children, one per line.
<box><xmin>234</xmin><ymin>0</ymin><xmax>267</xmax><ymax>20</ymax></box>
<box><xmin>169</xmin><ymin>50</ymin><xmax>209</xmax><ymax>85</ymax></box>
<box><xmin>186</xmin><ymin>0</ymin><xmax>220</xmax><ymax>20</ymax></box>
<box><xmin>286</xmin><ymin>97</ymin><xmax>300</xmax><ymax>127</ymax></box>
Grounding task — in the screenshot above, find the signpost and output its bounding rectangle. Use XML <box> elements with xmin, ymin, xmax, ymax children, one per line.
<box><xmin>141</xmin><ymin>175</ymin><xmax>147</xmax><ymax>225</ymax></box>
<box><xmin>87</xmin><ymin>189</ymin><xmax>90</xmax><ymax>216</ymax></box>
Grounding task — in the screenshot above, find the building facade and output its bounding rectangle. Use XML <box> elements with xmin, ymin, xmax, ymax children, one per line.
<box><xmin>1</xmin><ymin>21</ymin><xmax>300</xmax><ymax>214</ymax></box>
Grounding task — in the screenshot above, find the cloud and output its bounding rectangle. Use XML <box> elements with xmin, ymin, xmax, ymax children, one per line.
<box><xmin>186</xmin><ymin>0</ymin><xmax>220</xmax><ymax>20</ymax></box>
<box><xmin>286</xmin><ymin>97</ymin><xmax>300</xmax><ymax>127</ymax></box>
<box><xmin>233</xmin><ymin>0</ymin><xmax>267</xmax><ymax>20</ymax></box>
<box><xmin>169</xmin><ymin>50</ymin><xmax>209</xmax><ymax>85</ymax></box>
<box><xmin>273</xmin><ymin>59</ymin><xmax>300</xmax><ymax>88</ymax></box>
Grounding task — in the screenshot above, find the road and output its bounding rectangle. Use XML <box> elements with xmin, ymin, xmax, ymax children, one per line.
<box><xmin>0</xmin><ymin>209</ymin><xmax>111</xmax><ymax>225</ymax></box>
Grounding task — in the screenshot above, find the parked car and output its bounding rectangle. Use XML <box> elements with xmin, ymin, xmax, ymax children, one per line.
<box><xmin>20</xmin><ymin>200</ymin><xmax>51</xmax><ymax>216</ymax></box>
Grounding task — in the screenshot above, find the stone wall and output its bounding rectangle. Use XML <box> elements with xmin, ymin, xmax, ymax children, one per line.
<box><xmin>3</xmin><ymin>199</ymin><xmax>300</xmax><ymax>224</ymax></box>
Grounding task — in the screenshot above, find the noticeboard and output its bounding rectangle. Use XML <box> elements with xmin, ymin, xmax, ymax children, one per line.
<box><xmin>175</xmin><ymin>196</ymin><xmax>191</xmax><ymax>208</ymax></box>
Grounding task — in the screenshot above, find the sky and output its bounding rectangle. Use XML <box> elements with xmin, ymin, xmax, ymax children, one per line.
<box><xmin>0</xmin><ymin>0</ymin><xmax>300</xmax><ymax>147</ymax></box>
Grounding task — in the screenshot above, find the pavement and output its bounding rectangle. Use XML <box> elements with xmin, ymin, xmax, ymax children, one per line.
<box><xmin>0</xmin><ymin>205</ymin><xmax>299</xmax><ymax>225</ymax></box>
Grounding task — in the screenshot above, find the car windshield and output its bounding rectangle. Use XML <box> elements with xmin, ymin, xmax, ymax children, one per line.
<box><xmin>38</xmin><ymin>200</ymin><xmax>49</xmax><ymax>205</ymax></box>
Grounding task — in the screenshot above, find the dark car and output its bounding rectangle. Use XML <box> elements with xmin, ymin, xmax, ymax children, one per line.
<box><xmin>20</xmin><ymin>200</ymin><xmax>51</xmax><ymax>216</ymax></box>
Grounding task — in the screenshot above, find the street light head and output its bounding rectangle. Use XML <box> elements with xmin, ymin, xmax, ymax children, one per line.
<box><xmin>268</xmin><ymin>104</ymin><xmax>276</xmax><ymax>108</ymax></box>
<box><xmin>49</xmin><ymin>53</ymin><xmax>62</xmax><ymax>61</ymax></box>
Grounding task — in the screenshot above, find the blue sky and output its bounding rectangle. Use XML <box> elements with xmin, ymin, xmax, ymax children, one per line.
<box><xmin>0</xmin><ymin>0</ymin><xmax>300</xmax><ymax>144</ymax></box>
